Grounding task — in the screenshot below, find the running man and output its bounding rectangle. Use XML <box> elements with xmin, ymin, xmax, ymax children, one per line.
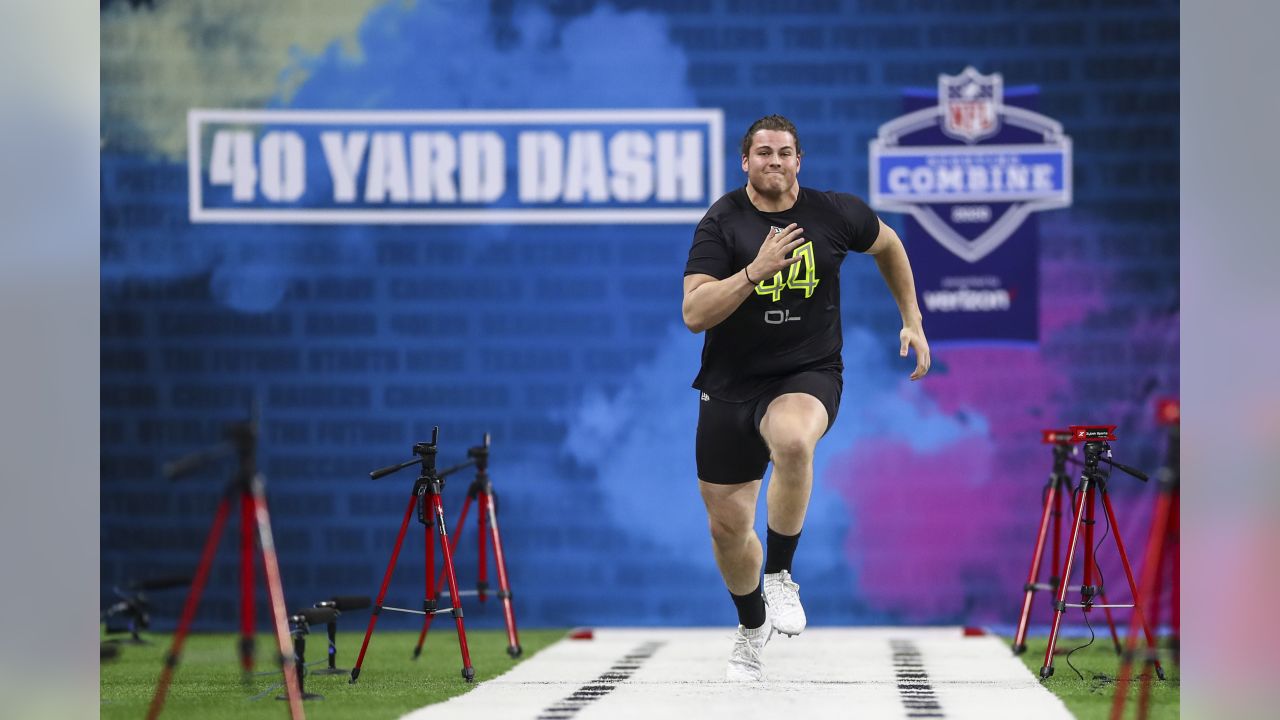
<box><xmin>682</xmin><ymin>115</ymin><xmax>930</xmax><ymax>681</ymax></box>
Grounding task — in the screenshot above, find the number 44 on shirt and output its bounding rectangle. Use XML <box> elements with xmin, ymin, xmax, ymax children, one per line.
<box><xmin>754</xmin><ymin>241</ymin><xmax>819</xmax><ymax>302</ymax></box>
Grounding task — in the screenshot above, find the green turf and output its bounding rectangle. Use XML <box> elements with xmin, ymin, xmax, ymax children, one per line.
<box><xmin>104</xmin><ymin>629</ymin><xmax>1180</xmax><ymax>718</ymax></box>
<box><xmin>101</xmin><ymin>628</ymin><xmax>566</xmax><ymax>719</ymax></box>
<box><xmin>1009</xmin><ymin>635</ymin><xmax>1180</xmax><ymax>719</ymax></box>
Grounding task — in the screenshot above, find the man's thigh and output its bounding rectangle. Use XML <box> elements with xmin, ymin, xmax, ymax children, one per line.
<box><xmin>756</xmin><ymin>372</ymin><xmax>842</xmax><ymax>451</ymax></box>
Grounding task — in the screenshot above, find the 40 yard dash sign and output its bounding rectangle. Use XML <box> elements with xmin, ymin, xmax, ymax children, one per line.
<box><xmin>188</xmin><ymin>108</ymin><xmax>724</xmax><ymax>225</ymax></box>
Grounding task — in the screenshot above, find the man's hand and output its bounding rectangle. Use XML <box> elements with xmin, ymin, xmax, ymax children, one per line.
<box><xmin>899</xmin><ymin>325</ymin><xmax>931</xmax><ymax>381</ymax></box>
<box><xmin>745</xmin><ymin>223</ymin><xmax>806</xmax><ymax>282</ymax></box>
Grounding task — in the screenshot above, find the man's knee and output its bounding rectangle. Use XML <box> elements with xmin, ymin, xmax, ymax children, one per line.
<box><xmin>707</xmin><ymin>512</ymin><xmax>753</xmax><ymax>545</ymax></box>
<box><xmin>700</xmin><ymin>479</ymin><xmax>759</xmax><ymax>545</ymax></box>
<box><xmin>769</xmin><ymin>433</ymin><xmax>815</xmax><ymax>468</ymax></box>
<box><xmin>761</xmin><ymin>393</ymin><xmax>826</xmax><ymax>467</ymax></box>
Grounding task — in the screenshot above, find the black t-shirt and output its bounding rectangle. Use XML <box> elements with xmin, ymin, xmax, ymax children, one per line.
<box><xmin>684</xmin><ymin>186</ymin><xmax>880</xmax><ymax>402</ymax></box>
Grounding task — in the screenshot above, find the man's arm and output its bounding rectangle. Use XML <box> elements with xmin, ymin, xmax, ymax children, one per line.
<box><xmin>865</xmin><ymin>220</ymin><xmax>931</xmax><ymax>380</ymax></box>
<box><xmin>682</xmin><ymin>223</ymin><xmax>806</xmax><ymax>333</ymax></box>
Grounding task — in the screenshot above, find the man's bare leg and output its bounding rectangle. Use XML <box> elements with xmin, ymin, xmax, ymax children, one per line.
<box><xmin>759</xmin><ymin>393</ymin><xmax>828</xmax><ymax>534</ymax></box>
<box><xmin>757</xmin><ymin>392</ymin><xmax>828</xmax><ymax>635</ymax></box>
<box><xmin>700</xmin><ymin>478</ymin><xmax>773</xmax><ymax>680</ymax></box>
<box><xmin>699</xmin><ymin>479</ymin><xmax>763</xmax><ymax>595</ymax></box>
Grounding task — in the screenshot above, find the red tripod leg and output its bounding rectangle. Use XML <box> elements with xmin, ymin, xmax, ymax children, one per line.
<box><xmin>1170</xmin><ymin>494</ymin><xmax>1180</xmax><ymax>663</ymax></box>
<box><xmin>239</xmin><ymin>486</ymin><xmax>256</xmax><ymax>673</ymax></box>
<box><xmin>426</xmin><ymin>496</ymin><xmax>473</xmax><ymax>598</ymax></box>
<box><xmin>1051</xmin><ymin>479</ymin><xmax>1064</xmax><ymax>605</ymax></box>
<box><xmin>1083</xmin><ymin>485</ymin><xmax>1096</xmax><ymax>617</ymax></box>
<box><xmin>1151</xmin><ymin>525</ymin><xmax>1166</xmax><ymax>645</ymax></box>
<box><xmin>350</xmin><ymin>493</ymin><xmax>418</xmax><ymax>683</ymax></box>
<box><xmin>1110</xmin><ymin>491</ymin><xmax>1174</xmax><ymax>720</ymax></box>
<box><xmin>1013</xmin><ymin>479</ymin><xmax>1059</xmax><ymax>653</ymax></box>
<box><xmin>1100</xmin><ymin>491</ymin><xmax>1165</xmax><ymax>680</ymax></box>
<box><xmin>146</xmin><ymin>496</ymin><xmax>233</xmax><ymax>720</ymax></box>
<box><xmin>248</xmin><ymin>484</ymin><xmax>304</xmax><ymax>720</ymax></box>
<box><xmin>431</xmin><ymin>493</ymin><xmax>475</xmax><ymax>681</ymax></box>
<box><xmin>418</xmin><ymin>495</ymin><xmax>472</xmax><ymax>658</ymax></box>
<box><xmin>477</xmin><ymin>493</ymin><xmax>489</xmax><ymax>603</ymax></box>
<box><xmin>1041</xmin><ymin>480</ymin><xmax>1091</xmax><ymax>678</ymax></box>
<box><xmin>1085</xmin><ymin>490</ymin><xmax>1123</xmax><ymax>653</ymax></box>
<box><xmin>485</xmin><ymin>489</ymin><xmax>522</xmax><ymax>657</ymax></box>
<box><xmin>413</xmin><ymin>505</ymin><xmax>439</xmax><ymax>659</ymax></box>
<box><xmin>450</xmin><ymin>494</ymin><xmax>472</xmax><ymax>559</ymax></box>
<box><xmin>1137</xmin><ymin>678</ymin><xmax>1153</xmax><ymax>720</ymax></box>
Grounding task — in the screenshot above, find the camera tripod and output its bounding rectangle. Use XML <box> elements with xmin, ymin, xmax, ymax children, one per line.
<box><xmin>1012</xmin><ymin>431</ymin><xmax>1122</xmax><ymax>655</ymax></box>
<box><xmin>309</xmin><ymin>595</ymin><xmax>371</xmax><ymax>676</ymax></box>
<box><xmin>146</xmin><ymin>412</ymin><xmax>304</xmax><ymax>720</ymax></box>
<box><xmin>349</xmin><ymin>428</ymin><xmax>475</xmax><ymax>684</ymax></box>
<box><xmin>1040</xmin><ymin>426</ymin><xmax>1164</xmax><ymax>682</ymax></box>
<box><xmin>1110</xmin><ymin>416</ymin><xmax>1180</xmax><ymax>720</ymax></box>
<box><xmin>101</xmin><ymin>576</ymin><xmax>190</xmax><ymax>645</ymax></box>
<box><xmin>276</xmin><ymin>607</ymin><xmax>339</xmax><ymax>702</ymax></box>
<box><xmin>413</xmin><ymin>433</ymin><xmax>522</xmax><ymax>661</ymax></box>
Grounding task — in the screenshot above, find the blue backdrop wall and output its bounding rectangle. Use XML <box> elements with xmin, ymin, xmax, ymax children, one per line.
<box><xmin>100</xmin><ymin>0</ymin><xmax>1178</xmax><ymax>631</ymax></box>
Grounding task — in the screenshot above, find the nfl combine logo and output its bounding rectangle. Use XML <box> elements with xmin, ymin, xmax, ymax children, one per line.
<box><xmin>868</xmin><ymin>66</ymin><xmax>1072</xmax><ymax>264</ymax></box>
<box><xmin>868</xmin><ymin>66</ymin><xmax>1073</xmax><ymax>342</ymax></box>
<box><xmin>941</xmin><ymin>67</ymin><xmax>1000</xmax><ymax>143</ymax></box>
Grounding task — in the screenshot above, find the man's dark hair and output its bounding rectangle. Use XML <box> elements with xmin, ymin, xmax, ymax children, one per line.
<box><xmin>740</xmin><ymin>115</ymin><xmax>802</xmax><ymax>157</ymax></box>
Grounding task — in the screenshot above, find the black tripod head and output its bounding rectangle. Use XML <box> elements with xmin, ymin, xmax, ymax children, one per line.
<box><xmin>467</xmin><ymin>432</ymin><xmax>491</xmax><ymax>472</ymax></box>
<box><xmin>164</xmin><ymin>401</ymin><xmax>262</xmax><ymax>488</ymax></box>
<box><xmin>102</xmin><ymin>594</ymin><xmax>150</xmax><ymax>638</ymax></box>
<box><xmin>411</xmin><ymin>426</ymin><xmax>441</xmax><ymax>475</ymax></box>
<box><xmin>370</xmin><ymin>426</ymin><xmax>441</xmax><ymax>481</ymax></box>
<box><xmin>289</xmin><ymin>607</ymin><xmax>340</xmax><ymax>637</ymax></box>
<box><xmin>102</xmin><ymin>576</ymin><xmax>190</xmax><ymax>640</ymax></box>
<box><xmin>1070</xmin><ymin>425</ymin><xmax>1149</xmax><ymax>484</ymax></box>
<box><xmin>1041</xmin><ymin>430</ymin><xmax>1073</xmax><ymax>476</ymax></box>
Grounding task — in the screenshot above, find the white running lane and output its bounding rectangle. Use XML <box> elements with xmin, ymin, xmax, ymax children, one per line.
<box><xmin>401</xmin><ymin>627</ymin><xmax>1074</xmax><ymax>719</ymax></box>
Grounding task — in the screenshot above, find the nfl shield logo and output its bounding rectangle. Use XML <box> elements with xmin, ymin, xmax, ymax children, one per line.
<box><xmin>939</xmin><ymin>66</ymin><xmax>1002</xmax><ymax>143</ymax></box>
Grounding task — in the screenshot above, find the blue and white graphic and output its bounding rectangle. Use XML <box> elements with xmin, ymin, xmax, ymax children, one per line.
<box><xmin>190</xmin><ymin>109</ymin><xmax>724</xmax><ymax>225</ymax></box>
<box><xmin>869</xmin><ymin>67</ymin><xmax>1073</xmax><ymax>342</ymax></box>
<box><xmin>870</xmin><ymin>67</ymin><xmax>1072</xmax><ymax>264</ymax></box>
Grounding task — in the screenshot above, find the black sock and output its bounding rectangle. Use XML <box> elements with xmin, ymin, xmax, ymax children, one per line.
<box><xmin>730</xmin><ymin>582</ymin><xmax>766</xmax><ymax>629</ymax></box>
<box><xmin>764</xmin><ymin>527</ymin><xmax>801</xmax><ymax>575</ymax></box>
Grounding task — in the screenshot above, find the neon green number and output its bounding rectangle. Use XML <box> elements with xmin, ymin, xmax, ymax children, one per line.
<box><xmin>787</xmin><ymin>242</ymin><xmax>820</xmax><ymax>298</ymax></box>
<box><xmin>752</xmin><ymin>241</ymin><xmax>819</xmax><ymax>301</ymax></box>
<box><xmin>754</xmin><ymin>270</ymin><xmax>786</xmax><ymax>302</ymax></box>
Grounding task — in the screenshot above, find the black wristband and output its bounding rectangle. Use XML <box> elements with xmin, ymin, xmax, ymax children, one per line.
<box><xmin>743</xmin><ymin>266</ymin><xmax>757</xmax><ymax>284</ymax></box>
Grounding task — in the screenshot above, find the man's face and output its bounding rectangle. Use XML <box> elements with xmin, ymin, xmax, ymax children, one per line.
<box><xmin>742</xmin><ymin>129</ymin><xmax>801</xmax><ymax>197</ymax></box>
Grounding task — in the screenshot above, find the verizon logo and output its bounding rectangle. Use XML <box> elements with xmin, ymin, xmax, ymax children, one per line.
<box><xmin>922</xmin><ymin>288</ymin><xmax>1011</xmax><ymax>312</ymax></box>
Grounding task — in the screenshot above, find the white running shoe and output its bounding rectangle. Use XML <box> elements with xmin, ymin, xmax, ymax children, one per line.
<box><xmin>763</xmin><ymin>570</ymin><xmax>807</xmax><ymax>636</ymax></box>
<box><xmin>725</xmin><ymin>612</ymin><xmax>773</xmax><ymax>681</ymax></box>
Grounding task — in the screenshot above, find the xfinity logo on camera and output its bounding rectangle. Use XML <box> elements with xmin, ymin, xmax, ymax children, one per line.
<box><xmin>188</xmin><ymin>108</ymin><xmax>724</xmax><ymax>224</ymax></box>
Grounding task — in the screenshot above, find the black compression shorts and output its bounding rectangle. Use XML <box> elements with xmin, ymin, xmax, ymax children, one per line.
<box><xmin>695</xmin><ymin>370</ymin><xmax>842</xmax><ymax>485</ymax></box>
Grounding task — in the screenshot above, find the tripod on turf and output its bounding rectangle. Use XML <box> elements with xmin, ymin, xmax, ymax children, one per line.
<box><xmin>146</xmin><ymin>411</ymin><xmax>304</xmax><ymax>720</ymax></box>
<box><xmin>349</xmin><ymin>428</ymin><xmax>475</xmax><ymax>684</ymax></box>
<box><xmin>413</xmin><ymin>433</ymin><xmax>522</xmax><ymax>661</ymax></box>
<box><xmin>1013</xmin><ymin>430</ymin><xmax>1122</xmax><ymax>656</ymax></box>
<box><xmin>1040</xmin><ymin>426</ymin><xmax>1164</xmax><ymax>681</ymax></box>
<box><xmin>101</xmin><ymin>576</ymin><xmax>190</xmax><ymax>645</ymax></box>
<box><xmin>276</xmin><ymin>608</ymin><xmax>338</xmax><ymax>702</ymax></box>
<box><xmin>309</xmin><ymin>595</ymin><xmax>371</xmax><ymax>676</ymax></box>
<box><xmin>1110</xmin><ymin>407</ymin><xmax>1180</xmax><ymax>720</ymax></box>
